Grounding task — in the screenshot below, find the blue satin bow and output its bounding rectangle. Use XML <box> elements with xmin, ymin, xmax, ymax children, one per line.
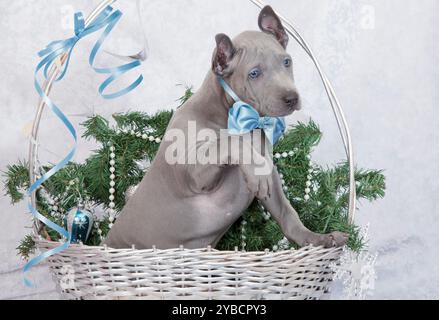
<box><xmin>218</xmin><ymin>77</ymin><xmax>286</xmax><ymax>144</ymax></box>
<box><xmin>25</xmin><ymin>6</ymin><xmax>143</xmax><ymax>287</ymax></box>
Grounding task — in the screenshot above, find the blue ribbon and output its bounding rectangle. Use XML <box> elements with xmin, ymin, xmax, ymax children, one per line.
<box><xmin>218</xmin><ymin>77</ymin><xmax>286</xmax><ymax>144</ymax></box>
<box><xmin>37</xmin><ymin>5</ymin><xmax>143</xmax><ymax>98</ymax></box>
<box><xmin>87</xmin><ymin>8</ymin><xmax>144</xmax><ymax>99</ymax></box>
<box><xmin>25</xmin><ymin>5</ymin><xmax>143</xmax><ymax>287</ymax></box>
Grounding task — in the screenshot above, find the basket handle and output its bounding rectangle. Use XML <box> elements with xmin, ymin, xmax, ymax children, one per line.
<box><xmin>250</xmin><ymin>0</ymin><xmax>356</xmax><ymax>224</ymax></box>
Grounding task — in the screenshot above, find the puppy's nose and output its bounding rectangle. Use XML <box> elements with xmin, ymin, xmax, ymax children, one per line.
<box><xmin>284</xmin><ymin>92</ymin><xmax>300</xmax><ymax>109</ymax></box>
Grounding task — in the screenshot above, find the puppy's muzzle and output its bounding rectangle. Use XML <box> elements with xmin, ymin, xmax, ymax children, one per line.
<box><xmin>283</xmin><ymin>91</ymin><xmax>301</xmax><ymax>110</ymax></box>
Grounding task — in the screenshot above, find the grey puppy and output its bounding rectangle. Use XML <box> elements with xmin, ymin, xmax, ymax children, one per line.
<box><xmin>105</xmin><ymin>6</ymin><xmax>348</xmax><ymax>250</ymax></box>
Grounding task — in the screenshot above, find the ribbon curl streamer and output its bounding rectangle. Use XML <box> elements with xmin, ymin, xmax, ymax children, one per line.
<box><xmin>25</xmin><ymin>5</ymin><xmax>143</xmax><ymax>286</ymax></box>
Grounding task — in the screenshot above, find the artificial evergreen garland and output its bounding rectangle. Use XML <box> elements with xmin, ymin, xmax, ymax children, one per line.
<box><xmin>3</xmin><ymin>89</ymin><xmax>385</xmax><ymax>258</ymax></box>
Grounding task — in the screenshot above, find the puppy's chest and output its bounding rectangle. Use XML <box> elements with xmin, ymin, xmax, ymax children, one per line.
<box><xmin>191</xmin><ymin>194</ymin><xmax>248</xmax><ymax>230</ymax></box>
<box><xmin>190</xmin><ymin>171</ymin><xmax>253</xmax><ymax>222</ymax></box>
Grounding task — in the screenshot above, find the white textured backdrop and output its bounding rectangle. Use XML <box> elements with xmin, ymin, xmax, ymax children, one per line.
<box><xmin>0</xmin><ymin>0</ymin><xmax>438</xmax><ymax>299</ymax></box>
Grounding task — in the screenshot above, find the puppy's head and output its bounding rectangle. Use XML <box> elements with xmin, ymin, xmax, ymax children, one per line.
<box><xmin>212</xmin><ymin>6</ymin><xmax>301</xmax><ymax>117</ymax></box>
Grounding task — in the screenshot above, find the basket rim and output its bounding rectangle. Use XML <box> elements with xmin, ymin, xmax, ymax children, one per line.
<box><xmin>34</xmin><ymin>237</ymin><xmax>343</xmax><ymax>258</ymax></box>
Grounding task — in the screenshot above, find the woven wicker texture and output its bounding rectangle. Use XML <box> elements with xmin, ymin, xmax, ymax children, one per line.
<box><xmin>36</xmin><ymin>239</ymin><xmax>341</xmax><ymax>300</ymax></box>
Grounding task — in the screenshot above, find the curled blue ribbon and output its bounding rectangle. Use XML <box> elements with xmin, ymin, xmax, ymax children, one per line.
<box><xmin>218</xmin><ymin>77</ymin><xmax>286</xmax><ymax>144</ymax></box>
<box><xmin>25</xmin><ymin>5</ymin><xmax>143</xmax><ymax>286</ymax></box>
<box><xmin>37</xmin><ymin>5</ymin><xmax>143</xmax><ymax>98</ymax></box>
<box><xmin>87</xmin><ymin>8</ymin><xmax>144</xmax><ymax>99</ymax></box>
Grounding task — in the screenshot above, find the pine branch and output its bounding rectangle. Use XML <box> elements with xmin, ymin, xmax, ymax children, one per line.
<box><xmin>112</xmin><ymin>110</ymin><xmax>173</xmax><ymax>138</ymax></box>
<box><xmin>82</xmin><ymin>115</ymin><xmax>112</xmax><ymax>143</ymax></box>
<box><xmin>2</xmin><ymin>160</ymin><xmax>29</xmax><ymax>204</ymax></box>
<box><xmin>275</xmin><ymin>120</ymin><xmax>322</xmax><ymax>153</ymax></box>
<box><xmin>176</xmin><ymin>85</ymin><xmax>194</xmax><ymax>107</ymax></box>
<box><xmin>17</xmin><ymin>235</ymin><xmax>36</xmax><ymax>260</ymax></box>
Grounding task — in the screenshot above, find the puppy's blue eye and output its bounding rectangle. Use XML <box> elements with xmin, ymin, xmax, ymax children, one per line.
<box><xmin>284</xmin><ymin>58</ymin><xmax>292</xmax><ymax>67</ymax></box>
<box><xmin>248</xmin><ymin>68</ymin><xmax>262</xmax><ymax>80</ymax></box>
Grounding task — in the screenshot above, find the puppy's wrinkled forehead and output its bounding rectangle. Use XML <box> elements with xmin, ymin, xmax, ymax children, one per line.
<box><xmin>235</xmin><ymin>31</ymin><xmax>286</xmax><ymax>54</ymax></box>
<box><xmin>233</xmin><ymin>31</ymin><xmax>286</xmax><ymax>71</ymax></box>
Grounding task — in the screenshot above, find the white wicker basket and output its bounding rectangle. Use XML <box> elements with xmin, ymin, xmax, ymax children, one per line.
<box><xmin>37</xmin><ymin>240</ymin><xmax>341</xmax><ymax>300</ymax></box>
<box><xmin>28</xmin><ymin>0</ymin><xmax>356</xmax><ymax>300</ymax></box>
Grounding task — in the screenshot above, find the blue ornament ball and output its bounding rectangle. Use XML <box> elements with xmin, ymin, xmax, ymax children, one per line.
<box><xmin>64</xmin><ymin>208</ymin><xmax>94</xmax><ymax>244</ymax></box>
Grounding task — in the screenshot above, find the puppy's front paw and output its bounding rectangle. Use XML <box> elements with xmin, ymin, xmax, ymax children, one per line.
<box><xmin>322</xmin><ymin>231</ymin><xmax>349</xmax><ymax>248</ymax></box>
<box><xmin>301</xmin><ymin>231</ymin><xmax>349</xmax><ymax>248</ymax></box>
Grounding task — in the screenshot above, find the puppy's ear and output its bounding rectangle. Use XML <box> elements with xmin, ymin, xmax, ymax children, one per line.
<box><xmin>258</xmin><ymin>5</ymin><xmax>289</xmax><ymax>49</ymax></box>
<box><xmin>212</xmin><ymin>33</ymin><xmax>236</xmax><ymax>76</ymax></box>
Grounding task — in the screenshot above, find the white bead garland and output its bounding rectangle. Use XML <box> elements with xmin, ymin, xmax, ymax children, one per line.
<box><xmin>118</xmin><ymin>127</ymin><xmax>163</xmax><ymax>145</ymax></box>
<box><xmin>273</xmin><ymin>148</ymin><xmax>299</xmax><ymax>162</ymax></box>
<box><xmin>262</xmin><ymin>211</ymin><xmax>271</xmax><ymax>221</ymax></box>
<box><xmin>303</xmin><ymin>154</ymin><xmax>314</xmax><ymax>201</ymax></box>
<box><xmin>273</xmin><ymin>149</ymin><xmax>321</xmax><ymax>203</ymax></box>
<box><xmin>39</xmin><ymin>188</ymin><xmax>63</xmax><ymax>219</ymax></box>
<box><xmin>241</xmin><ymin>219</ymin><xmax>247</xmax><ymax>251</ymax></box>
<box><xmin>277</xmin><ymin>237</ymin><xmax>290</xmax><ymax>251</ymax></box>
<box><xmin>107</xmin><ymin>145</ymin><xmax>117</xmax><ymax>230</ymax></box>
<box><xmin>278</xmin><ymin>168</ymin><xmax>289</xmax><ymax>193</ymax></box>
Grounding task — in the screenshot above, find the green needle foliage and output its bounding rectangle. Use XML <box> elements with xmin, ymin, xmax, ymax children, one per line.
<box><xmin>16</xmin><ymin>235</ymin><xmax>36</xmax><ymax>260</ymax></box>
<box><xmin>3</xmin><ymin>88</ymin><xmax>385</xmax><ymax>259</ymax></box>
<box><xmin>3</xmin><ymin>160</ymin><xmax>29</xmax><ymax>204</ymax></box>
